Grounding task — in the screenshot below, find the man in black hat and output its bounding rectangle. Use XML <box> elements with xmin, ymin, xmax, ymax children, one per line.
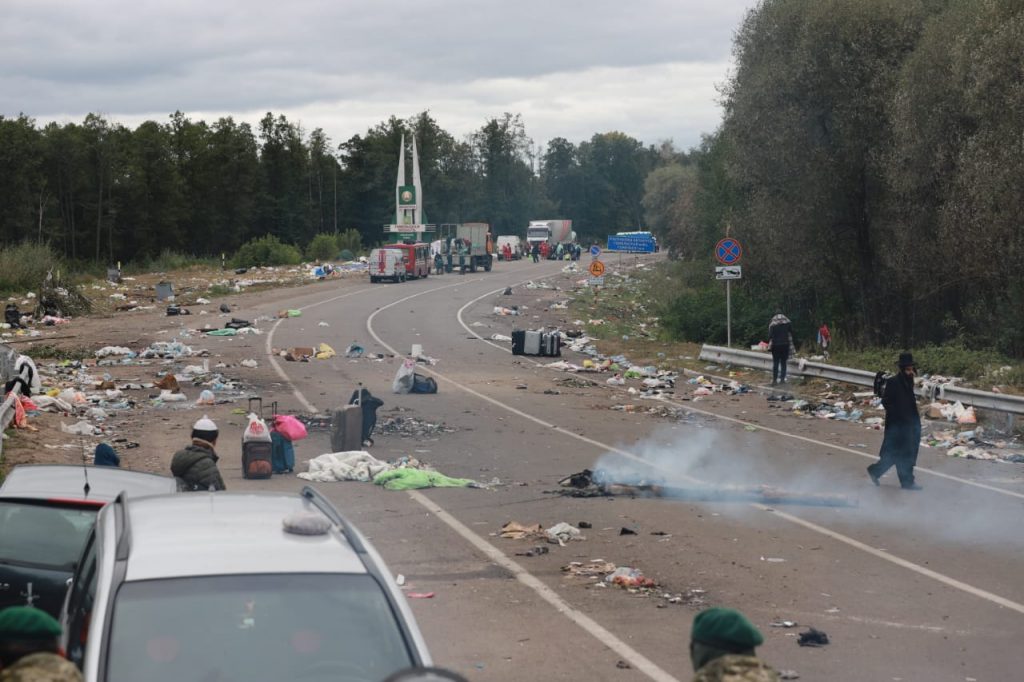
<box><xmin>868</xmin><ymin>352</ymin><xmax>923</xmax><ymax>490</ymax></box>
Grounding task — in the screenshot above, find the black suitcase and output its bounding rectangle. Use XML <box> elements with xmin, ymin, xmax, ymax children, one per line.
<box><xmin>542</xmin><ymin>332</ymin><xmax>561</xmax><ymax>357</ymax></box>
<box><xmin>511</xmin><ymin>330</ymin><xmax>526</xmax><ymax>355</ymax></box>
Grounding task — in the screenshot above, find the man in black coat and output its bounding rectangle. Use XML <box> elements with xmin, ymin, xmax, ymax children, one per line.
<box><xmin>767</xmin><ymin>313</ymin><xmax>794</xmax><ymax>386</ymax></box>
<box><xmin>867</xmin><ymin>352</ymin><xmax>923</xmax><ymax>490</ymax></box>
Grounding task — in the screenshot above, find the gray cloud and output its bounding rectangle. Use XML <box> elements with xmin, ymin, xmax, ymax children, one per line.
<box><xmin>1</xmin><ymin>0</ymin><xmax>755</xmax><ymax>148</ymax></box>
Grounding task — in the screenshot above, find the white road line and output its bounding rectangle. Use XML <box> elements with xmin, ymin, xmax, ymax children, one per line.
<box><xmin>456</xmin><ymin>286</ymin><xmax>1024</xmax><ymax>501</ymax></box>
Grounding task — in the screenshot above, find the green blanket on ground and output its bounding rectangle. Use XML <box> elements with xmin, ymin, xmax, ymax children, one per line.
<box><xmin>373</xmin><ymin>469</ymin><xmax>476</xmax><ymax>490</ymax></box>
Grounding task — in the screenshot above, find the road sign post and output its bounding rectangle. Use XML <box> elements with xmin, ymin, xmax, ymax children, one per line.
<box><xmin>714</xmin><ymin>239</ymin><xmax>743</xmax><ymax>347</ymax></box>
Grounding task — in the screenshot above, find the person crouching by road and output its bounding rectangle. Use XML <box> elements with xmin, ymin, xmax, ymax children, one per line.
<box><xmin>767</xmin><ymin>312</ymin><xmax>794</xmax><ymax>386</ymax></box>
<box><xmin>171</xmin><ymin>415</ymin><xmax>227</xmax><ymax>491</ymax></box>
<box><xmin>689</xmin><ymin>607</ymin><xmax>779</xmax><ymax>682</ymax></box>
<box><xmin>867</xmin><ymin>352</ymin><xmax>923</xmax><ymax>490</ymax></box>
<box><xmin>0</xmin><ymin>606</ymin><xmax>83</xmax><ymax>681</ymax></box>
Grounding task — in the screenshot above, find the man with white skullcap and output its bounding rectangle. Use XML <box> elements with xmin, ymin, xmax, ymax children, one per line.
<box><xmin>170</xmin><ymin>415</ymin><xmax>227</xmax><ymax>491</ymax></box>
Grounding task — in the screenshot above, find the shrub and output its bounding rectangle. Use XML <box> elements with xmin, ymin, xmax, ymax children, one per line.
<box><xmin>0</xmin><ymin>242</ymin><xmax>60</xmax><ymax>295</ymax></box>
<box><xmin>306</xmin><ymin>233</ymin><xmax>338</xmax><ymax>262</ymax></box>
<box><xmin>335</xmin><ymin>228</ymin><xmax>363</xmax><ymax>256</ymax></box>
<box><xmin>232</xmin><ymin>234</ymin><xmax>303</xmax><ymax>268</ymax></box>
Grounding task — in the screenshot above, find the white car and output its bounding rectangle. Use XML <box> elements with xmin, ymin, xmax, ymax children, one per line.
<box><xmin>62</xmin><ymin>486</ymin><xmax>431</xmax><ymax>681</ymax></box>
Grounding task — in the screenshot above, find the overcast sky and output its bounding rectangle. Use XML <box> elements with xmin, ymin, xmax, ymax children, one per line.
<box><xmin>1</xmin><ymin>0</ymin><xmax>756</xmax><ymax>152</ymax></box>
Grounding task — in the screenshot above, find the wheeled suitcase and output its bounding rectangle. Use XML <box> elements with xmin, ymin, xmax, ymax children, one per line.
<box><xmin>523</xmin><ymin>330</ymin><xmax>542</xmax><ymax>356</ymax></box>
<box><xmin>242</xmin><ymin>397</ymin><xmax>273</xmax><ymax>479</ymax></box>
<box><xmin>331</xmin><ymin>404</ymin><xmax>363</xmax><ymax>452</ymax></box>
<box><xmin>541</xmin><ymin>332</ymin><xmax>561</xmax><ymax>357</ymax></box>
<box><xmin>511</xmin><ymin>330</ymin><xmax>526</xmax><ymax>355</ymax></box>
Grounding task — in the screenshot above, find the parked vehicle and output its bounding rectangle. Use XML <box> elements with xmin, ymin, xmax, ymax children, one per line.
<box><xmin>383</xmin><ymin>242</ymin><xmax>431</xmax><ymax>278</ymax></box>
<box><xmin>526</xmin><ymin>220</ymin><xmax>574</xmax><ymax>258</ymax></box>
<box><xmin>61</xmin><ymin>486</ymin><xmax>431</xmax><ymax>681</ymax></box>
<box><xmin>0</xmin><ymin>465</ymin><xmax>177</xmax><ymax>617</ymax></box>
<box><xmin>455</xmin><ymin>222</ymin><xmax>493</xmax><ymax>273</ymax></box>
<box><xmin>495</xmin><ymin>235</ymin><xmax>523</xmax><ymax>260</ymax></box>
<box><xmin>368</xmin><ymin>248</ymin><xmax>407</xmax><ymax>283</ymax></box>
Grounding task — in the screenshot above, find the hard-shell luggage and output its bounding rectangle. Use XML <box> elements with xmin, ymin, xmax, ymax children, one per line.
<box><xmin>541</xmin><ymin>332</ymin><xmax>561</xmax><ymax>357</ymax></box>
<box><xmin>524</xmin><ymin>330</ymin><xmax>542</xmax><ymax>356</ymax></box>
<box><xmin>511</xmin><ymin>330</ymin><xmax>526</xmax><ymax>356</ymax></box>
<box><xmin>331</xmin><ymin>404</ymin><xmax>363</xmax><ymax>452</ymax></box>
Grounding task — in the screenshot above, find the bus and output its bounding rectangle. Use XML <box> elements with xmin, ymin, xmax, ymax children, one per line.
<box><xmin>382</xmin><ymin>242</ymin><xmax>431</xmax><ymax>279</ymax></box>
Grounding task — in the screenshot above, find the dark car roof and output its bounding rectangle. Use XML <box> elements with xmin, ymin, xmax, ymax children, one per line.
<box><xmin>0</xmin><ymin>465</ymin><xmax>177</xmax><ymax>503</ymax></box>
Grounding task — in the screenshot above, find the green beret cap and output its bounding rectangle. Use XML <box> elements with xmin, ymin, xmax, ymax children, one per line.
<box><xmin>0</xmin><ymin>606</ymin><xmax>62</xmax><ymax>639</ymax></box>
<box><xmin>691</xmin><ymin>607</ymin><xmax>764</xmax><ymax>650</ymax></box>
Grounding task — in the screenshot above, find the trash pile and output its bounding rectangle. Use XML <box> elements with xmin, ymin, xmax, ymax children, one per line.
<box><xmin>927</xmin><ymin>427</ymin><xmax>1024</xmax><ymax>463</ymax></box>
<box><xmin>561</xmin><ymin>561</ymin><xmax>659</xmax><ymax>592</ymax></box>
<box><xmin>376</xmin><ymin>414</ymin><xmax>456</xmax><ymax>439</ymax></box>
<box><xmin>4</xmin><ymin>337</ymin><xmax>253</xmax><ymax>446</ymax></box>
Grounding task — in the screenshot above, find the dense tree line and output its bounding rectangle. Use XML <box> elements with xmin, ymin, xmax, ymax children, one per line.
<box><xmin>644</xmin><ymin>0</ymin><xmax>1024</xmax><ymax>356</ymax></box>
<box><xmin>0</xmin><ymin>109</ymin><xmax>662</xmax><ymax>266</ymax></box>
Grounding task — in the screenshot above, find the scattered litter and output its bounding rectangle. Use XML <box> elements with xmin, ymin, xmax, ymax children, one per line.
<box><xmin>546</xmin><ymin>522</ymin><xmax>584</xmax><ymax>545</ymax></box>
<box><xmin>240</xmin><ymin>359</ymin><xmax>258</xmax><ymax>368</ymax></box>
<box><xmin>60</xmin><ymin>421</ymin><xmax>100</xmax><ymax>436</ymax></box>
<box><xmin>797</xmin><ymin>628</ymin><xmax>830</xmax><ymax>647</ymax></box>
<box><xmin>318</xmin><ymin>321</ymin><xmax>330</xmax><ymax>327</ymax></box>
<box><xmin>770</xmin><ymin>621</ymin><xmax>798</xmax><ymax>628</ymax></box>
<box><xmin>604</xmin><ymin>566</ymin><xmax>657</xmax><ymax>589</ymax></box>
<box><xmin>345</xmin><ymin>344</ymin><xmax>364</xmax><ymax>358</ymax></box>
<box><xmin>501</xmin><ymin>522</ymin><xmax>544</xmax><ymax>540</ymax></box>
<box><xmin>406</xmin><ymin>592</ymin><xmax>434</xmax><ymax>599</ymax></box>
<box><xmin>779</xmin><ymin>671</ymin><xmax>800</xmax><ymax>680</ymax></box>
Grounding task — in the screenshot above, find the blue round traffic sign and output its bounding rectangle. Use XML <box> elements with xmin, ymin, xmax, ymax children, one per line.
<box><xmin>590</xmin><ymin>245</ymin><xmax>601</xmax><ymax>258</ymax></box>
<box><xmin>715</xmin><ymin>238</ymin><xmax>742</xmax><ymax>265</ymax></box>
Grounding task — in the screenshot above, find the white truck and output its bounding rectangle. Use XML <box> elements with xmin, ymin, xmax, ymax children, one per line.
<box><xmin>367</xmin><ymin>248</ymin><xmax>406</xmax><ymax>283</ymax></box>
<box><xmin>526</xmin><ymin>220</ymin><xmax>574</xmax><ymax>255</ymax></box>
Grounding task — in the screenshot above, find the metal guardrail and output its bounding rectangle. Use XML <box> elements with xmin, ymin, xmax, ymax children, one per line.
<box><xmin>699</xmin><ymin>344</ymin><xmax>1024</xmax><ymax>417</ymax></box>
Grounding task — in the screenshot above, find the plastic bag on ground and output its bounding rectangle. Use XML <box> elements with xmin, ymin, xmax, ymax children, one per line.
<box><xmin>545</xmin><ymin>522</ymin><xmax>583</xmax><ymax>545</ymax></box>
<box><xmin>392</xmin><ymin>358</ymin><xmax>416</xmax><ymax>394</ymax></box>
<box><xmin>61</xmin><ymin>420</ymin><xmax>100</xmax><ymax>436</ymax></box>
<box><xmin>315</xmin><ymin>343</ymin><xmax>336</xmax><ymax>360</ymax></box>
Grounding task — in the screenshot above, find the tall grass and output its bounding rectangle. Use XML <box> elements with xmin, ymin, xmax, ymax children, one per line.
<box><xmin>0</xmin><ymin>242</ymin><xmax>61</xmax><ymax>295</ymax></box>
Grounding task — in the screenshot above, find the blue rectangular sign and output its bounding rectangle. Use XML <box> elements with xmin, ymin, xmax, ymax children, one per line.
<box><xmin>607</xmin><ymin>234</ymin><xmax>656</xmax><ymax>253</ymax></box>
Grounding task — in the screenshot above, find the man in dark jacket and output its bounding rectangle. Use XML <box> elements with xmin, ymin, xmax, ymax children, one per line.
<box><xmin>170</xmin><ymin>415</ymin><xmax>227</xmax><ymax>491</ymax></box>
<box><xmin>867</xmin><ymin>352</ymin><xmax>923</xmax><ymax>490</ymax></box>
<box><xmin>767</xmin><ymin>313</ymin><xmax>794</xmax><ymax>386</ymax></box>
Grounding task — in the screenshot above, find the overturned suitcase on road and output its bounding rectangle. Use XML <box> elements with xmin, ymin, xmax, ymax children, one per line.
<box><xmin>511</xmin><ymin>330</ymin><xmax>526</xmax><ymax>356</ymax></box>
<box><xmin>331</xmin><ymin>403</ymin><xmax>364</xmax><ymax>452</ymax></box>
<box><xmin>541</xmin><ymin>332</ymin><xmax>561</xmax><ymax>357</ymax></box>
<box><xmin>523</xmin><ymin>330</ymin><xmax>542</xmax><ymax>356</ymax></box>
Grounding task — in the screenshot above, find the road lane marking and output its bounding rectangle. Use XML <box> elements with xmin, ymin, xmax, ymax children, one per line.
<box><xmin>455</xmin><ymin>286</ymin><xmax>1024</xmax><ymax>502</ymax></box>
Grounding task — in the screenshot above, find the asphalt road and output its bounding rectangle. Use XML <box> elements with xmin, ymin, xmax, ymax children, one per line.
<box><xmin>228</xmin><ymin>255</ymin><xmax>1024</xmax><ymax>682</ymax></box>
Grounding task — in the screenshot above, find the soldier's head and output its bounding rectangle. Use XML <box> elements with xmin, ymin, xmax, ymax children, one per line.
<box><xmin>0</xmin><ymin>606</ymin><xmax>63</xmax><ymax>668</ymax></box>
<box><xmin>689</xmin><ymin>606</ymin><xmax>764</xmax><ymax>672</ymax></box>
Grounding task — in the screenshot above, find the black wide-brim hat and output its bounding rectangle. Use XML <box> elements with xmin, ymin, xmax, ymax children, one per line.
<box><xmin>897</xmin><ymin>352</ymin><xmax>915</xmax><ymax>368</ymax></box>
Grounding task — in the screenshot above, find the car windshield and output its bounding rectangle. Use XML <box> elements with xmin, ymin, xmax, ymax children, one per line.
<box><xmin>105</xmin><ymin>573</ymin><xmax>415</xmax><ymax>682</ymax></box>
<box><xmin>0</xmin><ymin>500</ymin><xmax>97</xmax><ymax>568</ymax></box>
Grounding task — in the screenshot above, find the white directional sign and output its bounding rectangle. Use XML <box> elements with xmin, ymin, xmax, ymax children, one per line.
<box><xmin>715</xmin><ymin>265</ymin><xmax>742</xmax><ymax>280</ymax></box>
